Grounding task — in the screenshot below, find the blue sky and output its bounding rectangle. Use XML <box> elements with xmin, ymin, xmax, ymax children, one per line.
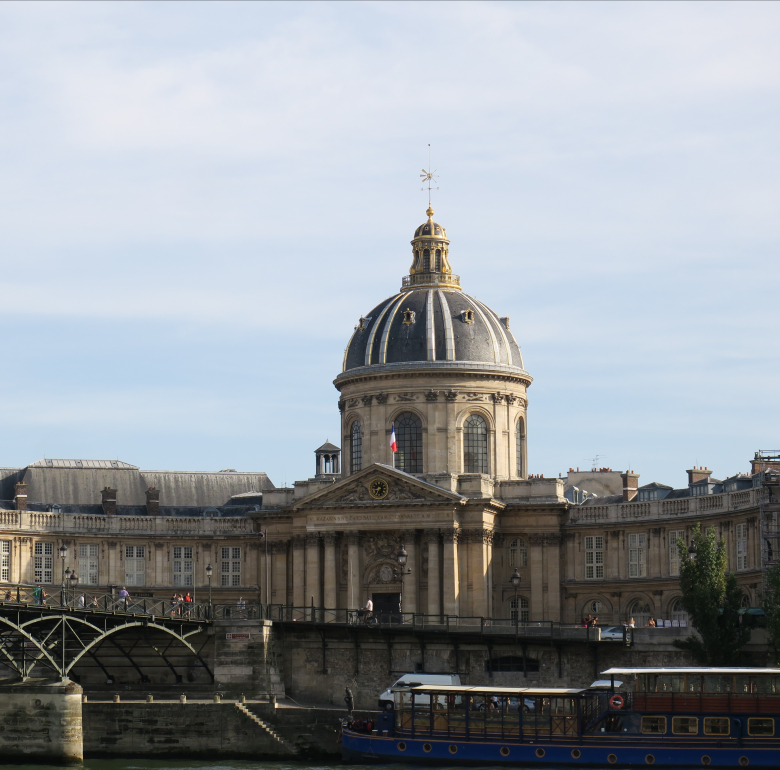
<box><xmin>0</xmin><ymin>1</ymin><xmax>778</xmax><ymax>489</ymax></box>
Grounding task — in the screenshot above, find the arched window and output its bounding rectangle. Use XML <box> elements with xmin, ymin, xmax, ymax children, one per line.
<box><xmin>510</xmin><ymin>596</ymin><xmax>530</xmax><ymax>622</ymax></box>
<box><xmin>395</xmin><ymin>412</ymin><xmax>423</xmax><ymax>473</ymax></box>
<box><xmin>350</xmin><ymin>421</ymin><xmax>362</xmax><ymax>474</ymax></box>
<box><xmin>629</xmin><ymin>600</ymin><xmax>652</xmax><ymax>628</ymax></box>
<box><xmin>589</xmin><ymin>600</ymin><xmax>602</xmax><ymax>615</ymax></box>
<box><xmin>435</xmin><ymin>248</ymin><xmax>441</xmax><ymax>271</ymax></box>
<box><xmin>422</xmin><ymin>248</ymin><xmax>430</xmax><ymax>271</ymax></box>
<box><xmin>741</xmin><ymin>593</ymin><xmax>751</xmax><ymax>608</ymax></box>
<box><xmin>671</xmin><ymin>599</ymin><xmax>689</xmax><ymax>627</ymax></box>
<box><xmin>464</xmin><ymin>414</ymin><xmax>488</xmax><ymax>474</ymax></box>
<box><xmin>508</xmin><ymin>538</ymin><xmax>527</xmax><ymax>568</ymax></box>
<box><xmin>516</xmin><ymin>417</ymin><xmax>525</xmax><ymax>477</ymax></box>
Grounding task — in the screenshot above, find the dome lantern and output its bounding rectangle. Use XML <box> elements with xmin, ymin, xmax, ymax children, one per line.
<box><xmin>404</xmin><ymin>206</ymin><xmax>460</xmax><ymax>292</ymax></box>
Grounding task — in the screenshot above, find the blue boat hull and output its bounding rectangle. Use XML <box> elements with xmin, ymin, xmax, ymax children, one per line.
<box><xmin>342</xmin><ymin>730</ymin><xmax>780</xmax><ymax>768</ymax></box>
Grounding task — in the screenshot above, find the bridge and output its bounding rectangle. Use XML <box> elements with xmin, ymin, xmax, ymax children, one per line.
<box><xmin>0</xmin><ymin>586</ymin><xmax>214</xmax><ymax>682</ymax></box>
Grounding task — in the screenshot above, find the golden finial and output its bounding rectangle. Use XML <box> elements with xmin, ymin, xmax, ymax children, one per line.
<box><xmin>426</xmin><ymin>205</ymin><xmax>434</xmax><ymax>220</ymax></box>
<box><xmin>419</xmin><ymin>142</ymin><xmax>439</xmax><ymax>208</ymax></box>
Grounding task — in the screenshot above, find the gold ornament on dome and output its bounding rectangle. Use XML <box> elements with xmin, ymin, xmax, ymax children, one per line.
<box><xmin>369</xmin><ymin>478</ymin><xmax>389</xmax><ymax>500</ymax></box>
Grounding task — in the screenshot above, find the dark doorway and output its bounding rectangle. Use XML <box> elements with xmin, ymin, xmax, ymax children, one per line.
<box><xmin>372</xmin><ymin>592</ymin><xmax>401</xmax><ymax>623</ymax></box>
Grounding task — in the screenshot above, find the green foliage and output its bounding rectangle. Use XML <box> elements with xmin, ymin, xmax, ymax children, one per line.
<box><xmin>760</xmin><ymin>563</ymin><xmax>780</xmax><ymax>665</ymax></box>
<box><xmin>674</xmin><ymin>523</ymin><xmax>751</xmax><ymax>665</ymax></box>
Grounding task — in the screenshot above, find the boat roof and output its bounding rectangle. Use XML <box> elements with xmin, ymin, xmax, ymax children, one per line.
<box><xmin>602</xmin><ymin>668</ymin><xmax>780</xmax><ymax>676</ymax></box>
<box><xmin>403</xmin><ymin>685</ymin><xmax>585</xmax><ymax>695</ymax></box>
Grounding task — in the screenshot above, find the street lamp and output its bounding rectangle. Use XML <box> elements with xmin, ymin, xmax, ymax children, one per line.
<box><xmin>395</xmin><ymin>544</ymin><xmax>412</xmax><ymax>618</ymax></box>
<box><xmin>59</xmin><ymin>544</ymin><xmax>68</xmax><ymax>605</ymax></box>
<box><xmin>206</xmin><ymin>564</ymin><xmax>213</xmax><ymax>617</ymax></box>
<box><xmin>510</xmin><ymin>568</ymin><xmax>521</xmax><ymax>628</ymax></box>
<box><xmin>688</xmin><ymin>541</ymin><xmax>697</xmax><ymax>561</ymax></box>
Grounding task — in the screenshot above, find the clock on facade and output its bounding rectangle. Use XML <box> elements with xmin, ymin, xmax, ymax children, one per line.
<box><xmin>369</xmin><ymin>478</ymin><xmax>389</xmax><ymax>499</ymax></box>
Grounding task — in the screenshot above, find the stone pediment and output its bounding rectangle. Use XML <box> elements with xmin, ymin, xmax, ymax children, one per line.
<box><xmin>294</xmin><ymin>464</ymin><xmax>463</xmax><ymax>509</ymax></box>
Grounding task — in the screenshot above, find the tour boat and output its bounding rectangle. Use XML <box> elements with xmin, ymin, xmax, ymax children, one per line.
<box><xmin>341</xmin><ymin>667</ymin><xmax>780</xmax><ymax>767</ymax></box>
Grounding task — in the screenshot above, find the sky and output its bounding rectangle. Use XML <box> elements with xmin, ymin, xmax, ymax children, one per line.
<box><xmin>0</xmin><ymin>1</ymin><xmax>778</xmax><ymax>490</ymax></box>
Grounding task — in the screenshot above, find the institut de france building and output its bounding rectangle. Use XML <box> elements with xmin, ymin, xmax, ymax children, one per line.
<box><xmin>0</xmin><ymin>206</ymin><xmax>776</xmax><ymax>625</ymax></box>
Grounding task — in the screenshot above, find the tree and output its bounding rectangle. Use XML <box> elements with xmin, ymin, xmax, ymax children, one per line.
<box><xmin>761</xmin><ymin>562</ymin><xmax>780</xmax><ymax>664</ymax></box>
<box><xmin>674</xmin><ymin>523</ymin><xmax>750</xmax><ymax>665</ymax></box>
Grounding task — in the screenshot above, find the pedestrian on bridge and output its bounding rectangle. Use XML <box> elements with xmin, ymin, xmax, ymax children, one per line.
<box><xmin>118</xmin><ymin>586</ymin><xmax>130</xmax><ymax>611</ymax></box>
<box><xmin>33</xmin><ymin>585</ymin><xmax>41</xmax><ymax>605</ymax></box>
<box><xmin>78</xmin><ymin>593</ymin><xmax>86</xmax><ymax>608</ymax></box>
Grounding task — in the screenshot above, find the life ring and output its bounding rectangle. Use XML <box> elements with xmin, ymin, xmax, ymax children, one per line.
<box><xmin>610</xmin><ymin>694</ymin><xmax>625</xmax><ymax>710</ymax></box>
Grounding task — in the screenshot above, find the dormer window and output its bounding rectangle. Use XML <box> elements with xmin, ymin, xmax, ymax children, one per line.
<box><xmin>402</xmin><ymin>308</ymin><xmax>416</xmax><ymax>326</ymax></box>
<box><xmin>462</xmin><ymin>309</ymin><xmax>474</xmax><ymax>324</ymax></box>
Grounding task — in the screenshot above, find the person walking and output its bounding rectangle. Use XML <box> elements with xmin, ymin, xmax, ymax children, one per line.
<box><xmin>344</xmin><ymin>686</ymin><xmax>355</xmax><ymax>713</ymax></box>
<box><xmin>77</xmin><ymin>593</ymin><xmax>86</xmax><ymax>608</ymax></box>
<box><xmin>118</xmin><ymin>586</ymin><xmax>130</xmax><ymax>611</ymax></box>
<box><xmin>184</xmin><ymin>592</ymin><xmax>192</xmax><ymax>617</ymax></box>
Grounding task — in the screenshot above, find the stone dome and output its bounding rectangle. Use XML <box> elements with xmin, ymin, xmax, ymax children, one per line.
<box><xmin>339</xmin><ymin>207</ymin><xmax>530</xmax><ymax>380</ymax></box>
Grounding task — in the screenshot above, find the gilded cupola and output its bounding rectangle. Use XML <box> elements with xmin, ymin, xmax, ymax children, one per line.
<box><xmin>405</xmin><ymin>206</ymin><xmax>459</xmax><ymax>291</ymax></box>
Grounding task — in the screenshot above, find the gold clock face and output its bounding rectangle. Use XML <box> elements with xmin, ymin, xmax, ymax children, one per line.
<box><xmin>369</xmin><ymin>478</ymin><xmax>389</xmax><ymax>500</ymax></box>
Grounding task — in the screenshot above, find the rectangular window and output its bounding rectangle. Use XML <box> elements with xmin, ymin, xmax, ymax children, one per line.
<box><xmin>736</xmin><ymin>523</ymin><xmax>748</xmax><ymax>571</ymax></box>
<box><xmin>641</xmin><ymin>716</ymin><xmax>666</xmax><ymax>735</ymax></box>
<box><xmin>628</xmin><ymin>533</ymin><xmax>647</xmax><ymax>578</ymax></box>
<box><xmin>173</xmin><ymin>546</ymin><xmax>193</xmax><ymax>586</ymax></box>
<box><xmin>669</xmin><ymin>530</ymin><xmax>684</xmax><ymax>577</ymax></box>
<box><xmin>672</xmin><ymin>716</ymin><xmax>698</xmax><ymax>735</ymax></box>
<box><xmin>221</xmin><ymin>546</ymin><xmax>241</xmax><ymax>587</ymax></box>
<box><xmin>747</xmin><ymin>718</ymin><xmax>774</xmax><ymax>736</ymax></box>
<box><xmin>34</xmin><ymin>542</ymin><xmax>54</xmax><ymax>584</ymax></box>
<box><xmin>704</xmin><ymin>717</ymin><xmax>730</xmax><ymax>736</ymax></box>
<box><xmin>78</xmin><ymin>543</ymin><xmax>99</xmax><ymax>585</ymax></box>
<box><xmin>584</xmin><ymin>536</ymin><xmax>604</xmax><ymax>579</ymax></box>
<box><xmin>1</xmin><ymin>540</ymin><xmax>10</xmax><ymax>582</ymax></box>
<box><xmin>510</xmin><ymin>596</ymin><xmax>530</xmax><ymax>622</ymax></box>
<box><xmin>124</xmin><ymin>545</ymin><xmax>145</xmax><ymax>586</ymax></box>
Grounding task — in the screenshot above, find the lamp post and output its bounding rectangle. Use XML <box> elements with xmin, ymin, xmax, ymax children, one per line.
<box><xmin>206</xmin><ymin>564</ymin><xmax>213</xmax><ymax>618</ymax></box>
<box><xmin>59</xmin><ymin>544</ymin><xmax>68</xmax><ymax>606</ymax></box>
<box><xmin>510</xmin><ymin>568</ymin><xmax>521</xmax><ymax>629</ymax></box>
<box><xmin>64</xmin><ymin>567</ymin><xmax>71</xmax><ymax>606</ymax></box>
<box><xmin>395</xmin><ymin>544</ymin><xmax>412</xmax><ymax>620</ymax></box>
<box><xmin>688</xmin><ymin>541</ymin><xmax>697</xmax><ymax>561</ymax></box>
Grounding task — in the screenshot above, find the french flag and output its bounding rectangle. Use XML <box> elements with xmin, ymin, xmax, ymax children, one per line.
<box><xmin>390</xmin><ymin>423</ymin><xmax>397</xmax><ymax>453</ymax></box>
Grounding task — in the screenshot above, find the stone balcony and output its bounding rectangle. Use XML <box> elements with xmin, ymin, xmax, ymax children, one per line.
<box><xmin>567</xmin><ymin>487</ymin><xmax>766</xmax><ymax>525</ymax></box>
<box><xmin>0</xmin><ymin>509</ymin><xmax>253</xmax><ymax>536</ymax></box>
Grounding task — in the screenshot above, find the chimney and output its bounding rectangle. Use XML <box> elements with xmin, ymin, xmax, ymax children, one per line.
<box><xmin>687</xmin><ymin>466</ymin><xmax>712</xmax><ymax>485</ymax></box>
<box><xmin>101</xmin><ymin>486</ymin><xmax>117</xmax><ymax>516</ymax></box>
<box><xmin>145</xmin><ymin>487</ymin><xmax>160</xmax><ymax>516</ymax></box>
<box><xmin>621</xmin><ymin>471</ymin><xmax>640</xmax><ymax>502</ymax></box>
<box><xmin>14</xmin><ymin>482</ymin><xmax>27</xmax><ymax>511</ymax></box>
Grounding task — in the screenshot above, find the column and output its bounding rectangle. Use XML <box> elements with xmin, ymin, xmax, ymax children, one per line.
<box><xmin>292</xmin><ymin>536</ymin><xmax>305</xmax><ymax>607</ymax></box>
<box><xmin>442</xmin><ymin>529</ymin><xmax>460</xmax><ymax>616</ymax></box>
<box><xmin>425</xmin><ymin>529</ymin><xmax>441</xmax><ymax>617</ymax></box>
<box><xmin>323</xmin><ymin>533</ymin><xmax>338</xmax><ymax>615</ymax></box>
<box><xmin>545</xmin><ymin>535</ymin><xmax>561</xmax><ymax>621</ymax></box>
<box><xmin>154</xmin><ymin>543</ymin><xmax>165</xmax><ymax>586</ymax></box>
<box><xmin>305</xmin><ymin>534</ymin><xmax>321</xmax><ymax>611</ymax></box>
<box><xmin>272</xmin><ymin>541</ymin><xmax>288</xmax><ymax>605</ymax></box>
<box><xmin>468</xmin><ymin>530</ymin><xmax>488</xmax><ymax>618</ymax></box>
<box><xmin>529</xmin><ymin>534</ymin><xmax>544</xmax><ymax>620</ymax></box>
<box><xmin>347</xmin><ymin>532</ymin><xmax>361</xmax><ymax>610</ymax></box>
<box><xmin>401</xmin><ymin>530</ymin><xmax>417</xmax><ymax>614</ymax></box>
<box><xmin>107</xmin><ymin>541</ymin><xmax>118</xmax><ymax>585</ymax></box>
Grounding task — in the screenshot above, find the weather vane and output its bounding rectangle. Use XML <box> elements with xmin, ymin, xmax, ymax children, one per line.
<box><xmin>420</xmin><ymin>142</ymin><xmax>439</xmax><ymax>208</ymax></box>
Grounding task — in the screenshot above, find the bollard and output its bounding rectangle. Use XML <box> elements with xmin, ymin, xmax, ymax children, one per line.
<box><xmin>146</xmin><ymin>694</ymin><xmax>153</xmax><ymax>703</ymax></box>
<box><xmin>213</xmin><ymin>693</ymin><xmax>221</xmax><ymax>703</ymax></box>
<box><xmin>113</xmin><ymin>694</ymin><xmax>120</xmax><ymax>703</ymax></box>
<box><xmin>179</xmin><ymin>694</ymin><xmax>186</xmax><ymax>704</ymax></box>
<box><xmin>82</xmin><ymin>694</ymin><xmax>88</xmax><ymax>703</ymax></box>
<box><xmin>270</xmin><ymin>692</ymin><xmax>277</xmax><ymax>709</ymax></box>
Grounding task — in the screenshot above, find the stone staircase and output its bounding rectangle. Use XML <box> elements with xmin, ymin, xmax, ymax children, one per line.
<box><xmin>234</xmin><ymin>703</ymin><xmax>294</xmax><ymax>752</ymax></box>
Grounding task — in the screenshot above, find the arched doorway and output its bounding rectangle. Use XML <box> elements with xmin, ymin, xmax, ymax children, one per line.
<box><xmin>629</xmin><ymin>600</ymin><xmax>652</xmax><ymax>627</ymax></box>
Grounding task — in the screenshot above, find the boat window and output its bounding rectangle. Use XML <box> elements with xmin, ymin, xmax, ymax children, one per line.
<box><xmin>686</xmin><ymin>676</ymin><xmax>702</xmax><ymax>693</ymax></box>
<box><xmin>641</xmin><ymin>716</ymin><xmax>667</xmax><ymax>735</ymax></box>
<box><xmin>704</xmin><ymin>675</ymin><xmax>732</xmax><ymax>693</ymax></box>
<box><xmin>747</xmin><ymin>718</ymin><xmax>774</xmax><ymax>737</ymax></box>
<box><xmin>736</xmin><ymin>676</ymin><xmax>752</xmax><ymax>693</ymax></box>
<box><xmin>637</xmin><ymin>675</ymin><xmax>648</xmax><ymax>692</ymax></box>
<box><xmin>704</xmin><ymin>718</ymin><xmax>730</xmax><ymax>736</ymax></box>
<box><xmin>672</xmin><ymin>717</ymin><xmax>698</xmax><ymax>735</ymax></box>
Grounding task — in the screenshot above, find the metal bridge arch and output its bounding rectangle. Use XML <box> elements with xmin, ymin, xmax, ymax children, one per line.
<box><xmin>0</xmin><ymin>613</ymin><xmax>210</xmax><ymax>681</ymax></box>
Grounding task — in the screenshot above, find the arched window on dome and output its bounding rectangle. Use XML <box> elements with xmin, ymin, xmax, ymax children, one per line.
<box><xmin>350</xmin><ymin>421</ymin><xmax>362</xmax><ymax>474</ymax></box>
<box><xmin>509</xmin><ymin>538</ymin><xmax>527</xmax><ymax>568</ymax></box>
<box><xmin>516</xmin><ymin>417</ymin><xmax>525</xmax><ymax>478</ymax></box>
<box><xmin>464</xmin><ymin>414</ymin><xmax>488</xmax><ymax>474</ymax></box>
<box><xmin>422</xmin><ymin>248</ymin><xmax>430</xmax><ymax>271</ymax></box>
<box><xmin>395</xmin><ymin>412</ymin><xmax>423</xmax><ymax>473</ymax></box>
<box><xmin>435</xmin><ymin>248</ymin><xmax>441</xmax><ymax>271</ymax></box>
